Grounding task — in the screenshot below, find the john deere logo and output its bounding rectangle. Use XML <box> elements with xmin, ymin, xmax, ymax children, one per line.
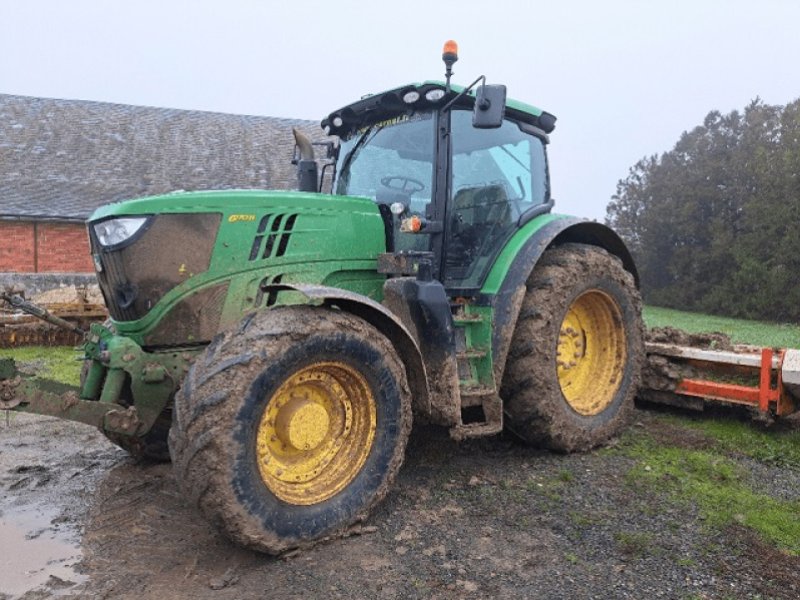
<box><xmin>248</xmin><ymin>213</ymin><xmax>299</xmax><ymax>261</ymax></box>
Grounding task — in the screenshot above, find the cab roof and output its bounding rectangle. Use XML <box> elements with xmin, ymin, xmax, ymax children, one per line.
<box><xmin>321</xmin><ymin>81</ymin><xmax>556</xmax><ymax>140</ymax></box>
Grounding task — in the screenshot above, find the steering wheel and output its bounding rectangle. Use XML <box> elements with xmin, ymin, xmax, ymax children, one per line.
<box><xmin>380</xmin><ymin>175</ymin><xmax>425</xmax><ymax>194</ymax></box>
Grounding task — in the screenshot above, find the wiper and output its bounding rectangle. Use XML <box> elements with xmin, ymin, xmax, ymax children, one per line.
<box><xmin>339</xmin><ymin>126</ymin><xmax>382</xmax><ymax>177</ymax></box>
<box><xmin>499</xmin><ymin>145</ymin><xmax>530</xmax><ymax>172</ymax></box>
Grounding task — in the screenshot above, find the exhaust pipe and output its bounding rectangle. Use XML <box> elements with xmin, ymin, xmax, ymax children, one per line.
<box><xmin>292</xmin><ymin>128</ymin><xmax>318</xmax><ymax>193</ymax></box>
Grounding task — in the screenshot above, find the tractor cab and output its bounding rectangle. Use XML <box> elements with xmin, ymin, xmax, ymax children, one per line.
<box><xmin>321</xmin><ymin>46</ymin><xmax>557</xmax><ymax>294</ymax></box>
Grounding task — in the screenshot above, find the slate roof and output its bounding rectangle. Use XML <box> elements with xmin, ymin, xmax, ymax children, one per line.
<box><xmin>0</xmin><ymin>94</ymin><xmax>328</xmax><ymax>221</ymax></box>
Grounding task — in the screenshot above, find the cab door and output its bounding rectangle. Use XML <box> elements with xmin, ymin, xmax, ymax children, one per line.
<box><xmin>442</xmin><ymin>110</ymin><xmax>550</xmax><ymax>292</ymax></box>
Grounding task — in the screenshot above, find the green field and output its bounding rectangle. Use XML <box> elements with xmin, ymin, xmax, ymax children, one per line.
<box><xmin>644</xmin><ymin>305</ymin><xmax>800</xmax><ymax>348</ymax></box>
<box><xmin>616</xmin><ymin>414</ymin><xmax>800</xmax><ymax>555</ymax></box>
<box><xmin>0</xmin><ymin>345</ymin><xmax>82</xmax><ymax>386</ymax></box>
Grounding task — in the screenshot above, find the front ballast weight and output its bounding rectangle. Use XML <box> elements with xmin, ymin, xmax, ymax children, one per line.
<box><xmin>0</xmin><ymin>321</ymin><xmax>195</xmax><ymax>442</ymax></box>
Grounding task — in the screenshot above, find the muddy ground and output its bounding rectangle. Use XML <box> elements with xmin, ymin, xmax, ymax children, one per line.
<box><xmin>2</xmin><ymin>406</ymin><xmax>799</xmax><ymax>600</ymax></box>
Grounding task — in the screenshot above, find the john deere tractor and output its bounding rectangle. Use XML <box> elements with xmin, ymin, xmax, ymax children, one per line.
<box><xmin>0</xmin><ymin>42</ymin><xmax>642</xmax><ymax>553</ymax></box>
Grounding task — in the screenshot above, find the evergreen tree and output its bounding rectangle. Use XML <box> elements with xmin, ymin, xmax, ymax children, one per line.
<box><xmin>606</xmin><ymin>98</ymin><xmax>800</xmax><ymax>322</ymax></box>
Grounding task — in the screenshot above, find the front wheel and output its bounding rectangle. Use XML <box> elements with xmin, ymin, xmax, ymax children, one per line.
<box><xmin>169</xmin><ymin>306</ymin><xmax>412</xmax><ymax>554</ymax></box>
<box><xmin>501</xmin><ymin>243</ymin><xmax>643</xmax><ymax>452</ymax></box>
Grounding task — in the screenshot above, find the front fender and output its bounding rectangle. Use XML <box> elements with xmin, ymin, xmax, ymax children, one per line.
<box><xmin>261</xmin><ymin>283</ymin><xmax>431</xmax><ymax>417</ymax></box>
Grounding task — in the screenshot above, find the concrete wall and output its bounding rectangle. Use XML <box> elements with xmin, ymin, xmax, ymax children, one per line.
<box><xmin>0</xmin><ymin>220</ymin><xmax>93</xmax><ymax>273</ymax></box>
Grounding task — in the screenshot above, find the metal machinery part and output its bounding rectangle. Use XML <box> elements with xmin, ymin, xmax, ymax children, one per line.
<box><xmin>644</xmin><ymin>342</ymin><xmax>799</xmax><ymax>416</ymax></box>
<box><xmin>0</xmin><ymin>292</ymin><xmax>107</xmax><ymax>348</ymax></box>
<box><xmin>557</xmin><ymin>290</ymin><xmax>627</xmax><ymax>417</ymax></box>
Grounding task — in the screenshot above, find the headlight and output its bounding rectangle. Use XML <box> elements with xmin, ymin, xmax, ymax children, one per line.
<box><xmin>93</xmin><ymin>217</ymin><xmax>149</xmax><ymax>247</ymax></box>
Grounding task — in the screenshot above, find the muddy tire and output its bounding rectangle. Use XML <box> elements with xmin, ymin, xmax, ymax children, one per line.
<box><xmin>501</xmin><ymin>243</ymin><xmax>643</xmax><ymax>452</ymax></box>
<box><xmin>169</xmin><ymin>306</ymin><xmax>412</xmax><ymax>554</ymax></box>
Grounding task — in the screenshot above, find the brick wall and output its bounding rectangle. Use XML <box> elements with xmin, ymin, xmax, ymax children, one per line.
<box><xmin>0</xmin><ymin>220</ymin><xmax>93</xmax><ymax>273</ymax></box>
<box><xmin>0</xmin><ymin>221</ymin><xmax>35</xmax><ymax>272</ymax></box>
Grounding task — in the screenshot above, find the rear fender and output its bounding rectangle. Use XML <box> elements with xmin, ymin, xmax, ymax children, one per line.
<box><xmin>487</xmin><ymin>217</ymin><xmax>639</xmax><ymax>383</ymax></box>
<box><xmin>260</xmin><ymin>283</ymin><xmax>431</xmax><ymax>417</ymax></box>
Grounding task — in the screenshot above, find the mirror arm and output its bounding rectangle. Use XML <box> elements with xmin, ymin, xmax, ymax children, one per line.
<box><xmin>441</xmin><ymin>75</ymin><xmax>486</xmax><ymax>113</ymax></box>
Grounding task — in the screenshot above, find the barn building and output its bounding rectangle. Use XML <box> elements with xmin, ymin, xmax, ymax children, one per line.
<box><xmin>0</xmin><ymin>93</ymin><xmax>325</xmax><ymax>292</ymax></box>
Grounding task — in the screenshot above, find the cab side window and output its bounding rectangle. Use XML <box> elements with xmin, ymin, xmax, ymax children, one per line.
<box><xmin>445</xmin><ymin>110</ymin><xmax>548</xmax><ymax>288</ymax></box>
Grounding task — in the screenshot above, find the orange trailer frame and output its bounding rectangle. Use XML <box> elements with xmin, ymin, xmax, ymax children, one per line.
<box><xmin>645</xmin><ymin>343</ymin><xmax>797</xmax><ymax>417</ymax></box>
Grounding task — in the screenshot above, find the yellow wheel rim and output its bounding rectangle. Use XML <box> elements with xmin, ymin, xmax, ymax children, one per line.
<box><xmin>557</xmin><ymin>290</ymin><xmax>626</xmax><ymax>416</ymax></box>
<box><xmin>255</xmin><ymin>362</ymin><xmax>377</xmax><ymax>505</ymax></box>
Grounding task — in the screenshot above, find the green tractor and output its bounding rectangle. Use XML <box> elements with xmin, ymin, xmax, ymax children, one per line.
<box><xmin>1</xmin><ymin>42</ymin><xmax>642</xmax><ymax>553</ymax></box>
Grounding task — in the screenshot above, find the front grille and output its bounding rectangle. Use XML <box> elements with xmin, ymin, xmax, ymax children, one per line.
<box><xmin>91</xmin><ymin>213</ymin><xmax>221</xmax><ymax>321</ymax></box>
<box><xmin>142</xmin><ymin>282</ymin><xmax>229</xmax><ymax>347</ymax></box>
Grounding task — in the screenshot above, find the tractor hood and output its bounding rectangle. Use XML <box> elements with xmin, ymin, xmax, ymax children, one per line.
<box><xmin>89</xmin><ymin>189</ymin><xmax>379</xmax><ymax>221</ymax></box>
<box><xmin>87</xmin><ymin>190</ymin><xmax>387</xmax><ymax>347</ymax></box>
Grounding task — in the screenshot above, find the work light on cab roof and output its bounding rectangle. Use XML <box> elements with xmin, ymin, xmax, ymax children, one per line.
<box><xmin>320</xmin><ymin>42</ymin><xmax>556</xmax><ymax>142</ymax></box>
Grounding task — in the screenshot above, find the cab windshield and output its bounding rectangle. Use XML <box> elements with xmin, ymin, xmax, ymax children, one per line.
<box><xmin>334</xmin><ymin>113</ymin><xmax>435</xmax><ymax>218</ymax></box>
<box><xmin>333</xmin><ymin>107</ymin><xmax>550</xmax><ymax>285</ymax></box>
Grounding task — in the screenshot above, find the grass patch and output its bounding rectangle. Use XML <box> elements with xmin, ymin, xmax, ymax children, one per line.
<box><xmin>0</xmin><ymin>346</ymin><xmax>82</xmax><ymax>386</ymax></box>
<box><xmin>644</xmin><ymin>305</ymin><xmax>800</xmax><ymax>348</ymax></box>
<box><xmin>665</xmin><ymin>413</ymin><xmax>800</xmax><ymax>469</ymax></box>
<box><xmin>623</xmin><ymin>437</ymin><xmax>800</xmax><ymax>554</ymax></box>
<box><xmin>613</xmin><ymin>530</ymin><xmax>654</xmax><ymax>558</ymax></box>
<box><xmin>567</xmin><ymin>510</ymin><xmax>607</xmax><ymax>527</ymax></box>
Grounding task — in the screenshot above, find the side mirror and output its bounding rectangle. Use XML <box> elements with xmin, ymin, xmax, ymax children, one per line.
<box><xmin>473</xmin><ymin>84</ymin><xmax>507</xmax><ymax>129</ymax></box>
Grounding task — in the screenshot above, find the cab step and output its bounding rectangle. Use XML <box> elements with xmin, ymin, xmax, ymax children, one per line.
<box><xmin>456</xmin><ymin>348</ymin><xmax>488</xmax><ymax>360</ymax></box>
<box><xmin>459</xmin><ymin>384</ymin><xmax>495</xmax><ymax>406</ymax></box>
<box><xmin>450</xmin><ymin>390</ymin><xmax>503</xmax><ymax>440</ymax></box>
<box><xmin>450</xmin><ymin>301</ymin><xmax>501</xmax><ymax>438</ymax></box>
<box><xmin>452</xmin><ymin>313</ymin><xmax>483</xmax><ymax>325</ymax></box>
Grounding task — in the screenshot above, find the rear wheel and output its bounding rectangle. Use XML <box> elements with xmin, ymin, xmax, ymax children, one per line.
<box><xmin>501</xmin><ymin>243</ymin><xmax>643</xmax><ymax>451</ymax></box>
<box><xmin>169</xmin><ymin>306</ymin><xmax>412</xmax><ymax>554</ymax></box>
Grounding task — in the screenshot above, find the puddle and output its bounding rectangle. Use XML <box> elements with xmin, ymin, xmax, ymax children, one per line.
<box><xmin>0</xmin><ymin>502</ymin><xmax>86</xmax><ymax>598</ymax></box>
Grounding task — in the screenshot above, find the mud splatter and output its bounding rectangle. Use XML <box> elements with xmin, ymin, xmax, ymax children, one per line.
<box><xmin>646</xmin><ymin>326</ymin><xmax>734</xmax><ymax>351</ymax></box>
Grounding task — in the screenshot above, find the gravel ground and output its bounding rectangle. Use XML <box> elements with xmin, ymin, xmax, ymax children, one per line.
<box><xmin>2</xmin><ymin>406</ymin><xmax>799</xmax><ymax>599</ymax></box>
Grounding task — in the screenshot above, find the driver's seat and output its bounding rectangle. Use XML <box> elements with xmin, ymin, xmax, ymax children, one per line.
<box><xmin>446</xmin><ymin>184</ymin><xmax>512</xmax><ymax>279</ymax></box>
<box><xmin>452</xmin><ymin>184</ymin><xmax>511</xmax><ymax>230</ymax></box>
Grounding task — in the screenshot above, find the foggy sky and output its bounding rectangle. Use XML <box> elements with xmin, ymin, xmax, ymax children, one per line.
<box><xmin>2</xmin><ymin>0</ymin><xmax>799</xmax><ymax>220</ymax></box>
